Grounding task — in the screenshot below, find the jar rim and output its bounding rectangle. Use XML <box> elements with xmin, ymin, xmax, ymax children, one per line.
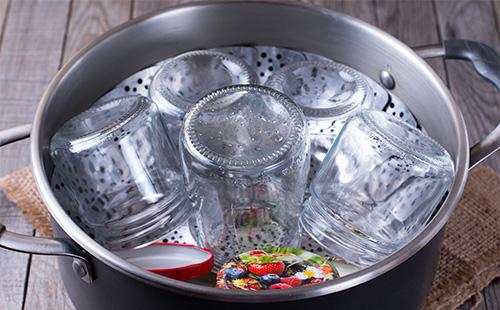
<box><xmin>266</xmin><ymin>60</ymin><xmax>371</xmax><ymax>119</ymax></box>
<box><xmin>149</xmin><ymin>50</ymin><xmax>256</xmax><ymax>117</ymax></box>
<box><xmin>357</xmin><ymin>110</ymin><xmax>454</xmax><ymax>169</ymax></box>
<box><xmin>183</xmin><ymin>85</ymin><xmax>306</xmax><ymax>169</ymax></box>
<box><xmin>51</xmin><ymin>95</ymin><xmax>150</xmax><ymax>152</ymax></box>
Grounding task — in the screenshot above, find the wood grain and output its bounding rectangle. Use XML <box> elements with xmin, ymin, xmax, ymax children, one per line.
<box><xmin>458</xmin><ymin>278</ymin><xmax>500</xmax><ymax>310</ymax></box>
<box><xmin>0</xmin><ymin>1</ymin><xmax>69</xmax><ymax>309</ymax></box>
<box><xmin>133</xmin><ymin>0</ymin><xmax>195</xmax><ymax>17</ymax></box>
<box><xmin>0</xmin><ymin>194</ymin><xmax>33</xmax><ymax>310</ymax></box>
<box><xmin>494</xmin><ymin>0</ymin><xmax>499</xmax><ymax>31</ymax></box>
<box><xmin>300</xmin><ymin>0</ymin><xmax>377</xmax><ymax>24</ymax></box>
<box><xmin>62</xmin><ymin>0</ymin><xmax>132</xmax><ymax>63</ymax></box>
<box><xmin>133</xmin><ymin>0</ymin><xmax>377</xmax><ymax>22</ymax></box>
<box><xmin>435</xmin><ymin>0</ymin><xmax>500</xmax><ymax>172</ymax></box>
<box><xmin>374</xmin><ymin>0</ymin><xmax>447</xmax><ymax>82</ymax></box>
<box><xmin>23</xmin><ymin>232</ymin><xmax>75</xmax><ymax>310</ymax></box>
<box><xmin>0</xmin><ymin>0</ymin><xmax>8</xmax><ymax>41</ymax></box>
<box><xmin>21</xmin><ymin>1</ymin><xmax>132</xmax><ymax>309</ymax></box>
<box><xmin>0</xmin><ymin>0</ymin><xmax>70</xmax><ymax>177</ymax></box>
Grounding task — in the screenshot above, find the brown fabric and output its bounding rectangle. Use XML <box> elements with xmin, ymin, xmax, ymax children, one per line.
<box><xmin>0</xmin><ymin>165</ymin><xmax>498</xmax><ymax>309</ymax></box>
<box><xmin>0</xmin><ymin>166</ymin><xmax>53</xmax><ymax>236</ymax></box>
<box><xmin>423</xmin><ymin>165</ymin><xmax>500</xmax><ymax>310</ymax></box>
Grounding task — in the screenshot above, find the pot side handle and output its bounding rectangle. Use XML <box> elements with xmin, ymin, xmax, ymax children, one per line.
<box><xmin>0</xmin><ymin>125</ymin><xmax>94</xmax><ymax>284</ymax></box>
<box><xmin>415</xmin><ymin>39</ymin><xmax>500</xmax><ymax>170</ymax></box>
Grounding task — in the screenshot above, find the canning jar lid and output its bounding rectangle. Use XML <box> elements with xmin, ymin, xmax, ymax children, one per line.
<box><xmin>182</xmin><ymin>85</ymin><xmax>306</xmax><ymax>169</ymax></box>
<box><xmin>266</xmin><ymin>60</ymin><xmax>371</xmax><ymax>119</ymax></box>
<box><xmin>149</xmin><ymin>50</ymin><xmax>255</xmax><ymax>119</ymax></box>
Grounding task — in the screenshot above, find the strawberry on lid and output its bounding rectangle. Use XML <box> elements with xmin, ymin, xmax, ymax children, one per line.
<box><xmin>215</xmin><ymin>248</ymin><xmax>354</xmax><ymax>290</ymax></box>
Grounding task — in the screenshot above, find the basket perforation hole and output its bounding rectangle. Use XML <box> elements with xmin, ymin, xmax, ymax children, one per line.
<box><xmin>124</xmin><ymin>86</ymin><xmax>130</xmax><ymax>92</ymax></box>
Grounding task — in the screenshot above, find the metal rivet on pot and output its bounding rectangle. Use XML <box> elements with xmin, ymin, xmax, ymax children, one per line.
<box><xmin>380</xmin><ymin>70</ymin><xmax>395</xmax><ymax>89</ymax></box>
<box><xmin>72</xmin><ymin>259</ymin><xmax>93</xmax><ymax>284</ymax></box>
<box><xmin>72</xmin><ymin>259</ymin><xmax>88</xmax><ymax>277</ymax></box>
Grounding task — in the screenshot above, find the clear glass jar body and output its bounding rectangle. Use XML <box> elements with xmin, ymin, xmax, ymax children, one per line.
<box><xmin>50</xmin><ymin>96</ymin><xmax>191</xmax><ymax>250</ymax></box>
<box><xmin>300</xmin><ymin>110</ymin><xmax>455</xmax><ymax>266</ymax></box>
<box><xmin>180</xmin><ymin>85</ymin><xmax>310</xmax><ymax>267</ymax></box>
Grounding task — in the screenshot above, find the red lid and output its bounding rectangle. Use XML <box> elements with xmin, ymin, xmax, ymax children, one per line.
<box><xmin>115</xmin><ymin>242</ymin><xmax>214</xmax><ymax>281</ymax></box>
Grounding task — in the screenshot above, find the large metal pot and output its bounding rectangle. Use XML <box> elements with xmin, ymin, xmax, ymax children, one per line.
<box><xmin>0</xmin><ymin>2</ymin><xmax>499</xmax><ymax>309</ymax></box>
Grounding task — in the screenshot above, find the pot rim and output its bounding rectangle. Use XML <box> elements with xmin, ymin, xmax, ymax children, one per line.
<box><xmin>31</xmin><ymin>1</ymin><xmax>469</xmax><ymax>303</ymax></box>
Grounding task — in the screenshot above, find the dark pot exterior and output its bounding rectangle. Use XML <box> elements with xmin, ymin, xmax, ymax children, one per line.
<box><xmin>56</xmin><ymin>221</ymin><xmax>444</xmax><ymax>310</ymax></box>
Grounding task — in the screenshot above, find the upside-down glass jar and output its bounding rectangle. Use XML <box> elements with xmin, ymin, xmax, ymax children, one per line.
<box><xmin>300</xmin><ymin>110</ymin><xmax>455</xmax><ymax>267</ymax></box>
<box><xmin>50</xmin><ymin>95</ymin><xmax>192</xmax><ymax>250</ymax></box>
<box><xmin>180</xmin><ymin>85</ymin><xmax>310</xmax><ymax>267</ymax></box>
<box><xmin>149</xmin><ymin>50</ymin><xmax>256</xmax><ymax>145</ymax></box>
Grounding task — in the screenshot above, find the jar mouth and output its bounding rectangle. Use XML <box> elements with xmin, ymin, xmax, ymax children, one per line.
<box><xmin>149</xmin><ymin>50</ymin><xmax>255</xmax><ymax>117</ymax></box>
<box><xmin>358</xmin><ymin>110</ymin><xmax>454</xmax><ymax>169</ymax></box>
<box><xmin>51</xmin><ymin>95</ymin><xmax>149</xmax><ymax>152</ymax></box>
<box><xmin>183</xmin><ymin>85</ymin><xmax>306</xmax><ymax>169</ymax></box>
<box><xmin>266</xmin><ymin>60</ymin><xmax>371</xmax><ymax>119</ymax></box>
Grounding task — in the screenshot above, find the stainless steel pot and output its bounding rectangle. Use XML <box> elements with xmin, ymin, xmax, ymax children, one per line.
<box><xmin>1</xmin><ymin>2</ymin><xmax>499</xmax><ymax>309</ymax></box>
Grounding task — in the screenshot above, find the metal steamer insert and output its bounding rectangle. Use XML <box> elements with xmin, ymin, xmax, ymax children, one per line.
<box><xmin>57</xmin><ymin>45</ymin><xmax>423</xmax><ymax>257</ymax></box>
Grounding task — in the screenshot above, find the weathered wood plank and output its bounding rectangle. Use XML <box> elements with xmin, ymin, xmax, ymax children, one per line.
<box><xmin>0</xmin><ymin>1</ymin><xmax>69</xmax><ymax>309</ymax></box>
<box><xmin>63</xmin><ymin>0</ymin><xmax>132</xmax><ymax>63</ymax></box>
<box><xmin>0</xmin><ymin>0</ymin><xmax>70</xmax><ymax>177</ymax></box>
<box><xmin>23</xmin><ymin>1</ymin><xmax>132</xmax><ymax>309</ymax></box>
<box><xmin>435</xmin><ymin>0</ymin><xmax>500</xmax><ymax>172</ymax></box>
<box><xmin>493</xmin><ymin>0</ymin><xmax>499</xmax><ymax>31</ymax></box>
<box><xmin>133</xmin><ymin>0</ymin><xmax>195</xmax><ymax>17</ymax></box>
<box><xmin>482</xmin><ymin>278</ymin><xmax>500</xmax><ymax>310</ymax></box>
<box><xmin>133</xmin><ymin>0</ymin><xmax>377</xmax><ymax>23</ymax></box>
<box><xmin>0</xmin><ymin>0</ymin><xmax>8</xmax><ymax>40</ymax></box>
<box><xmin>23</xmin><ymin>232</ymin><xmax>75</xmax><ymax>310</ymax></box>
<box><xmin>301</xmin><ymin>0</ymin><xmax>377</xmax><ymax>24</ymax></box>
<box><xmin>458</xmin><ymin>278</ymin><xmax>500</xmax><ymax>310</ymax></box>
<box><xmin>374</xmin><ymin>0</ymin><xmax>447</xmax><ymax>81</ymax></box>
<box><xmin>0</xmin><ymin>194</ymin><xmax>33</xmax><ymax>310</ymax></box>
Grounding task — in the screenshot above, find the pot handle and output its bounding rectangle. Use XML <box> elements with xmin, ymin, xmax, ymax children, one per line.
<box><xmin>0</xmin><ymin>124</ymin><xmax>94</xmax><ymax>284</ymax></box>
<box><xmin>415</xmin><ymin>39</ymin><xmax>500</xmax><ymax>169</ymax></box>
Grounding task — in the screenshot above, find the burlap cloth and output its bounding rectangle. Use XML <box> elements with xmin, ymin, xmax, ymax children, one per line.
<box><xmin>0</xmin><ymin>165</ymin><xmax>498</xmax><ymax>309</ymax></box>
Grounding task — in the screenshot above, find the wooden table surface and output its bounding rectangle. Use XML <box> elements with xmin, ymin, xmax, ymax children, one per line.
<box><xmin>0</xmin><ymin>0</ymin><xmax>498</xmax><ymax>309</ymax></box>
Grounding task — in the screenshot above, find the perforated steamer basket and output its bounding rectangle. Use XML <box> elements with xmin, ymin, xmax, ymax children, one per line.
<box><xmin>0</xmin><ymin>2</ymin><xmax>498</xmax><ymax>310</ymax></box>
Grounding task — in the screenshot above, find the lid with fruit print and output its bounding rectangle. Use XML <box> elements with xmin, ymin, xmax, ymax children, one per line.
<box><xmin>215</xmin><ymin>248</ymin><xmax>359</xmax><ymax>290</ymax></box>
